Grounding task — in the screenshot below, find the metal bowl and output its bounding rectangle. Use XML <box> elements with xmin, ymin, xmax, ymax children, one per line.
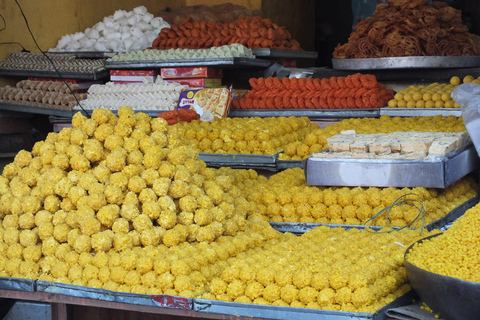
<box><xmin>404</xmin><ymin>234</ymin><xmax>480</xmax><ymax>320</ymax></box>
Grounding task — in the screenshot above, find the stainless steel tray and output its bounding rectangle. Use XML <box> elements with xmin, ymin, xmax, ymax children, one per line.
<box><xmin>305</xmin><ymin>143</ymin><xmax>478</xmax><ymax>188</ymax></box>
<box><xmin>198</xmin><ymin>153</ymin><xmax>278</xmax><ymax>170</ymax></box>
<box><xmin>0</xmin><ymin>277</ymin><xmax>36</xmax><ymax>292</ymax></box>
<box><xmin>332</xmin><ymin>56</ymin><xmax>480</xmax><ymax>70</ymax></box>
<box><xmin>380</xmin><ymin>108</ymin><xmax>462</xmax><ymax>118</ymax></box>
<box><xmin>252</xmin><ymin>49</ymin><xmax>318</xmax><ymax>59</ymax></box>
<box><xmin>270</xmin><ymin>222</ymin><xmax>385</xmax><ymax>235</ymax></box>
<box><xmin>270</xmin><ymin>196</ymin><xmax>479</xmax><ymax>235</ymax></box>
<box><xmin>36</xmin><ymin>281</ymin><xmax>192</xmax><ymax>309</ymax></box>
<box><xmin>48</xmin><ymin>51</ymin><xmax>117</xmax><ymax>59</ymax></box>
<box><xmin>228</xmin><ymin>109</ymin><xmax>380</xmax><ymax>119</ymax></box>
<box><xmin>0</xmin><ymin>69</ymin><xmax>109</xmax><ymax>81</ymax></box>
<box><xmin>105</xmin><ymin>58</ymin><xmax>272</xmax><ymax>69</ymax></box>
<box><xmin>194</xmin><ymin>291</ymin><xmax>416</xmax><ymax>320</ymax></box>
<box><xmin>276</xmin><ymin>159</ymin><xmax>304</xmax><ymax>170</ymax></box>
<box><xmin>0</xmin><ymin>102</ymin><xmax>74</xmax><ymax>118</ymax></box>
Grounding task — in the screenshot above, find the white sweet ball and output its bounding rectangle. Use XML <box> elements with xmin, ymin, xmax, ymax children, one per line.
<box><xmin>142</xmin><ymin>13</ymin><xmax>153</xmax><ymax>23</ymax></box>
<box><xmin>137</xmin><ymin>22</ymin><xmax>151</xmax><ymax>31</ymax></box>
<box><xmin>73</xmin><ymin>32</ymin><xmax>85</xmax><ymax>41</ymax></box>
<box><xmin>94</xmin><ymin>39</ymin><xmax>107</xmax><ymax>51</ymax></box>
<box><xmin>133</xmin><ymin>6</ymin><xmax>148</xmax><ymax>15</ymax></box>
<box><xmin>93</xmin><ymin>22</ymin><xmax>105</xmax><ymax>32</ymax></box>
<box><xmin>127</xmin><ymin>15</ymin><xmax>140</xmax><ymax>26</ymax></box>
<box><xmin>104</xmin><ymin>17</ymin><xmax>115</xmax><ymax>28</ymax></box>
<box><xmin>113</xmin><ymin>10</ymin><xmax>126</xmax><ymax>21</ymax></box>
<box><xmin>130</xmin><ymin>26</ymin><xmax>143</xmax><ymax>39</ymax></box>
<box><xmin>66</xmin><ymin>40</ymin><xmax>81</xmax><ymax>50</ymax></box>
<box><xmin>85</xmin><ymin>28</ymin><xmax>100</xmax><ymax>39</ymax></box>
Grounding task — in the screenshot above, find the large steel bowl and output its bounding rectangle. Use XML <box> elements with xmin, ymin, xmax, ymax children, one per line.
<box><xmin>404</xmin><ymin>234</ymin><xmax>480</xmax><ymax>320</ymax></box>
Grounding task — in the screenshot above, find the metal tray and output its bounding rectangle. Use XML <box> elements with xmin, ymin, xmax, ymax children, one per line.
<box><xmin>276</xmin><ymin>159</ymin><xmax>304</xmax><ymax>170</ymax></box>
<box><xmin>0</xmin><ymin>277</ymin><xmax>36</xmax><ymax>292</ymax></box>
<box><xmin>194</xmin><ymin>291</ymin><xmax>416</xmax><ymax>320</ymax></box>
<box><xmin>252</xmin><ymin>49</ymin><xmax>318</xmax><ymax>59</ymax></box>
<box><xmin>304</xmin><ymin>143</ymin><xmax>478</xmax><ymax>188</ymax></box>
<box><xmin>380</xmin><ymin>108</ymin><xmax>462</xmax><ymax>118</ymax></box>
<box><xmin>404</xmin><ymin>234</ymin><xmax>480</xmax><ymax>320</ymax></box>
<box><xmin>198</xmin><ymin>153</ymin><xmax>278</xmax><ymax>170</ymax></box>
<box><xmin>0</xmin><ymin>102</ymin><xmax>74</xmax><ymax>118</ymax></box>
<box><xmin>0</xmin><ymin>69</ymin><xmax>109</xmax><ymax>81</ymax></box>
<box><xmin>332</xmin><ymin>56</ymin><xmax>480</xmax><ymax>70</ymax></box>
<box><xmin>36</xmin><ymin>281</ymin><xmax>193</xmax><ymax>309</ymax></box>
<box><xmin>228</xmin><ymin>109</ymin><xmax>380</xmax><ymax>119</ymax></box>
<box><xmin>105</xmin><ymin>58</ymin><xmax>272</xmax><ymax>69</ymax></box>
<box><xmin>270</xmin><ymin>222</ymin><xmax>385</xmax><ymax>235</ymax></box>
<box><xmin>270</xmin><ymin>196</ymin><xmax>479</xmax><ymax>235</ymax></box>
<box><xmin>48</xmin><ymin>51</ymin><xmax>117</xmax><ymax>59</ymax></box>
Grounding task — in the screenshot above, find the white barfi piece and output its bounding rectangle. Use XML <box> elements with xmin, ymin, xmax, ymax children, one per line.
<box><xmin>368</xmin><ymin>138</ymin><xmax>393</xmax><ymax>154</ymax></box>
<box><xmin>327</xmin><ymin>135</ymin><xmax>354</xmax><ymax>152</ymax></box>
<box><xmin>400</xmin><ymin>139</ymin><xmax>433</xmax><ymax>153</ymax></box>
<box><xmin>428</xmin><ymin>137</ymin><xmax>458</xmax><ymax>156</ymax></box>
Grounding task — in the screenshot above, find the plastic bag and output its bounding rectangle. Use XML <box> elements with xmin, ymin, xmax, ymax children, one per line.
<box><xmin>451</xmin><ymin>83</ymin><xmax>480</xmax><ymax>154</ymax></box>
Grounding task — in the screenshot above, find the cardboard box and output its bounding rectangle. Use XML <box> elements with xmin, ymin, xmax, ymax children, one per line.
<box><xmin>161</xmin><ymin>67</ymin><xmax>223</xmax><ymax>79</ymax></box>
<box><xmin>110</xmin><ymin>70</ymin><xmax>158</xmax><ymax>83</ymax></box>
<box><xmin>177</xmin><ymin>88</ymin><xmax>231</xmax><ymax>118</ymax></box>
<box><xmin>165</xmin><ymin>78</ymin><xmax>222</xmax><ymax>88</ymax></box>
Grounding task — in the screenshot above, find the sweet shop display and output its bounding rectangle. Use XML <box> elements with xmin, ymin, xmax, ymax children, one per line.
<box><xmin>232</xmin><ymin>74</ymin><xmax>394</xmax><ymax>110</ymax></box>
<box><xmin>49</xmin><ymin>6</ymin><xmax>170</xmax><ymax>52</ymax></box>
<box><xmin>150</xmin><ymin>16</ymin><xmax>301</xmax><ymax>50</ymax></box>
<box><xmin>333</xmin><ymin>0</ymin><xmax>480</xmax><ymax>59</ymax></box>
<box><xmin>1</xmin><ymin>0</ymin><xmax>480</xmax><ymax>318</ymax></box>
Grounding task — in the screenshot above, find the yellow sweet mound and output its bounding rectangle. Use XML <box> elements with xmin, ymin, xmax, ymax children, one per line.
<box><xmin>241</xmin><ymin>168</ymin><xmax>477</xmax><ymax>226</ymax></box>
<box><xmin>170</xmin><ymin>116</ymin><xmax>316</xmax><ymax>155</ymax></box>
<box><xmin>202</xmin><ymin>223</ymin><xmax>439</xmax><ymax>313</ymax></box>
<box><xmin>406</xmin><ymin>202</ymin><xmax>480</xmax><ymax>283</ymax></box>
<box><xmin>279</xmin><ymin>115</ymin><xmax>466</xmax><ymax>160</ymax></box>
<box><xmin>0</xmin><ymin>107</ymin><xmax>257</xmax><ymax>251</ymax></box>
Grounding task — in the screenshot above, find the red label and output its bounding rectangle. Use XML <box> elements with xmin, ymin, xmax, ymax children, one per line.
<box><xmin>151</xmin><ymin>295</ymin><xmax>192</xmax><ymax>310</ymax></box>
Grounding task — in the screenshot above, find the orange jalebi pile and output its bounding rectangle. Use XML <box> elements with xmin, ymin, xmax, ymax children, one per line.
<box><xmin>231</xmin><ymin>74</ymin><xmax>394</xmax><ymax>110</ymax></box>
<box><xmin>158</xmin><ymin>109</ymin><xmax>200</xmax><ymax>125</ymax></box>
<box><xmin>151</xmin><ymin>16</ymin><xmax>301</xmax><ymax>50</ymax></box>
<box><xmin>333</xmin><ymin>0</ymin><xmax>480</xmax><ymax>58</ymax></box>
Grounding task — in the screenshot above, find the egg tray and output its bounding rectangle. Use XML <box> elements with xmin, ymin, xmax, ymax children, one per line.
<box><xmin>304</xmin><ymin>142</ymin><xmax>479</xmax><ymax>188</ymax></box>
<box><xmin>379</xmin><ymin>107</ymin><xmax>462</xmax><ymax>118</ymax></box>
<box><xmin>269</xmin><ymin>195</ymin><xmax>479</xmax><ymax>236</ymax></box>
